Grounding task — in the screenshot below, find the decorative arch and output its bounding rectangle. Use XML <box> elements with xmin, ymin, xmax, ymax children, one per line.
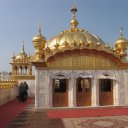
<box><xmin>46</xmin><ymin>49</ymin><xmax>120</xmax><ymax>70</ymax></box>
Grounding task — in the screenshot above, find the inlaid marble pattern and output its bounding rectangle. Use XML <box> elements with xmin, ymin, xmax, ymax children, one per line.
<box><xmin>63</xmin><ymin>116</ymin><xmax>128</xmax><ymax>128</ymax></box>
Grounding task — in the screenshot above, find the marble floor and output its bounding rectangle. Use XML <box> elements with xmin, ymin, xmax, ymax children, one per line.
<box><xmin>63</xmin><ymin>116</ymin><xmax>128</xmax><ymax>128</ymax></box>
<box><xmin>8</xmin><ymin>103</ymin><xmax>64</xmax><ymax>128</ymax></box>
<box><xmin>8</xmin><ymin>102</ymin><xmax>128</xmax><ymax>128</ymax></box>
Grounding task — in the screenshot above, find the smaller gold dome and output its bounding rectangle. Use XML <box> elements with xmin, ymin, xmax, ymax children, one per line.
<box><xmin>32</xmin><ymin>24</ymin><xmax>46</xmax><ymax>43</ymax></box>
<box><xmin>32</xmin><ymin>24</ymin><xmax>47</xmax><ymax>50</ymax></box>
<box><xmin>33</xmin><ymin>34</ymin><xmax>46</xmax><ymax>43</ymax></box>
<box><xmin>115</xmin><ymin>29</ymin><xmax>128</xmax><ymax>48</ymax></box>
<box><xmin>15</xmin><ymin>44</ymin><xmax>28</xmax><ymax>62</ymax></box>
<box><xmin>115</xmin><ymin>37</ymin><xmax>128</xmax><ymax>46</ymax></box>
<box><xmin>114</xmin><ymin>29</ymin><xmax>128</xmax><ymax>60</ymax></box>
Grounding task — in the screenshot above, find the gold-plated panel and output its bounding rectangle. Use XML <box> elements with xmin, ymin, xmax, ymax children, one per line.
<box><xmin>47</xmin><ymin>55</ymin><xmax>118</xmax><ymax>70</ymax></box>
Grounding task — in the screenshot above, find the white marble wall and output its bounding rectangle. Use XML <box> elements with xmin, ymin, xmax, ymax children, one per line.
<box><xmin>35</xmin><ymin>69</ymin><xmax>128</xmax><ymax>109</ymax></box>
<box><xmin>116</xmin><ymin>70</ymin><xmax>127</xmax><ymax>105</ymax></box>
<box><xmin>125</xmin><ymin>70</ymin><xmax>128</xmax><ymax>105</ymax></box>
<box><xmin>35</xmin><ymin>69</ymin><xmax>51</xmax><ymax>109</ymax></box>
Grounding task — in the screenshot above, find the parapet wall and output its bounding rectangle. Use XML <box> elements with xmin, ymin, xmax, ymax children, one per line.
<box><xmin>0</xmin><ymin>81</ymin><xmax>18</xmax><ymax>106</ymax></box>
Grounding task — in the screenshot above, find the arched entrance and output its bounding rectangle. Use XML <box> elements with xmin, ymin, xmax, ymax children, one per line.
<box><xmin>76</xmin><ymin>78</ymin><xmax>91</xmax><ymax>106</ymax></box>
<box><xmin>99</xmin><ymin>79</ymin><xmax>113</xmax><ymax>106</ymax></box>
<box><xmin>53</xmin><ymin>78</ymin><xmax>68</xmax><ymax>107</ymax></box>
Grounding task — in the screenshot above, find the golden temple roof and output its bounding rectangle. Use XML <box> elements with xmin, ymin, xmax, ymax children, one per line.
<box><xmin>12</xmin><ymin>44</ymin><xmax>30</xmax><ymax>63</ymax></box>
<box><xmin>48</xmin><ymin>30</ymin><xmax>105</xmax><ymax>50</ymax></box>
<box><xmin>31</xmin><ymin>6</ymin><xmax>128</xmax><ymax>65</ymax></box>
<box><xmin>48</xmin><ymin>6</ymin><xmax>105</xmax><ymax>50</ymax></box>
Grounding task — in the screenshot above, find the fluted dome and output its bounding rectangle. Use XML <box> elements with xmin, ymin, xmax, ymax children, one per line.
<box><xmin>32</xmin><ymin>24</ymin><xmax>46</xmax><ymax>50</ymax></box>
<box><xmin>15</xmin><ymin>44</ymin><xmax>28</xmax><ymax>62</ymax></box>
<box><xmin>115</xmin><ymin>35</ymin><xmax>128</xmax><ymax>46</ymax></box>
<box><xmin>48</xmin><ymin>6</ymin><xmax>105</xmax><ymax>50</ymax></box>
<box><xmin>33</xmin><ymin>34</ymin><xmax>46</xmax><ymax>43</ymax></box>
<box><xmin>48</xmin><ymin>30</ymin><xmax>105</xmax><ymax>49</ymax></box>
<box><xmin>115</xmin><ymin>29</ymin><xmax>128</xmax><ymax>50</ymax></box>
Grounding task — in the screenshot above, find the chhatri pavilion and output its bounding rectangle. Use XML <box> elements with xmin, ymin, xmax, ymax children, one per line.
<box><xmin>31</xmin><ymin>6</ymin><xmax>128</xmax><ymax>109</ymax></box>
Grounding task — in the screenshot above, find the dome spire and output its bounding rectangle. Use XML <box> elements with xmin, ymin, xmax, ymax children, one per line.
<box><xmin>20</xmin><ymin>41</ymin><xmax>25</xmax><ymax>54</ymax></box>
<box><xmin>71</xmin><ymin>5</ymin><xmax>77</xmax><ymax>20</ymax></box>
<box><xmin>37</xmin><ymin>22</ymin><xmax>42</xmax><ymax>35</ymax></box>
<box><xmin>120</xmin><ymin>27</ymin><xmax>123</xmax><ymax>38</ymax></box>
<box><xmin>70</xmin><ymin>5</ymin><xmax>79</xmax><ymax>30</ymax></box>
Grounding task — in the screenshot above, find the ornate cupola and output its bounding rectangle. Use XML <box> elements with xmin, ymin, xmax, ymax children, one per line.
<box><xmin>32</xmin><ymin>23</ymin><xmax>47</xmax><ymax>61</ymax></box>
<box><xmin>10</xmin><ymin>44</ymin><xmax>34</xmax><ymax>80</ymax></box>
<box><xmin>115</xmin><ymin>28</ymin><xmax>128</xmax><ymax>61</ymax></box>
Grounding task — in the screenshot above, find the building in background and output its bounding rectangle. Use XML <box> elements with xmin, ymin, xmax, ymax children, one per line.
<box><xmin>10</xmin><ymin>44</ymin><xmax>34</xmax><ymax>80</ymax></box>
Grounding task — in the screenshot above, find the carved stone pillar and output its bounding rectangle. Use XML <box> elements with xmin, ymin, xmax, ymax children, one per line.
<box><xmin>38</xmin><ymin>70</ymin><xmax>50</xmax><ymax>109</ymax></box>
<box><xmin>28</xmin><ymin>65</ymin><xmax>32</xmax><ymax>75</ymax></box>
<box><xmin>68</xmin><ymin>74</ymin><xmax>76</xmax><ymax>107</ymax></box>
<box><xmin>124</xmin><ymin>70</ymin><xmax>128</xmax><ymax>105</ymax></box>
<box><xmin>92</xmin><ymin>77</ymin><xmax>99</xmax><ymax>107</ymax></box>
<box><xmin>17</xmin><ymin>66</ymin><xmax>19</xmax><ymax>75</ymax></box>
<box><xmin>49</xmin><ymin>79</ymin><xmax>53</xmax><ymax>107</ymax></box>
<box><xmin>35</xmin><ymin>69</ymin><xmax>39</xmax><ymax>109</ymax></box>
<box><xmin>113</xmin><ymin>80</ymin><xmax>120</xmax><ymax>106</ymax></box>
<box><xmin>12</xmin><ymin>66</ymin><xmax>15</xmax><ymax>75</ymax></box>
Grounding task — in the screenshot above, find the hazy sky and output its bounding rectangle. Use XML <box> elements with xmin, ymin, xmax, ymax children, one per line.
<box><xmin>0</xmin><ymin>0</ymin><xmax>128</xmax><ymax>71</ymax></box>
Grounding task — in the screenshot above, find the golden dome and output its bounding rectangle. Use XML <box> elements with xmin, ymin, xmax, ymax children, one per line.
<box><xmin>48</xmin><ymin>30</ymin><xmax>105</xmax><ymax>49</ymax></box>
<box><xmin>48</xmin><ymin>6</ymin><xmax>105</xmax><ymax>50</ymax></box>
<box><xmin>15</xmin><ymin>44</ymin><xmax>28</xmax><ymax>62</ymax></box>
<box><xmin>32</xmin><ymin>23</ymin><xmax>47</xmax><ymax>60</ymax></box>
<box><xmin>115</xmin><ymin>29</ymin><xmax>128</xmax><ymax>47</ymax></box>
<box><xmin>33</xmin><ymin>24</ymin><xmax>46</xmax><ymax>50</ymax></box>
<box><xmin>33</xmin><ymin>34</ymin><xmax>46</xmax><ymax>43</ymax></box>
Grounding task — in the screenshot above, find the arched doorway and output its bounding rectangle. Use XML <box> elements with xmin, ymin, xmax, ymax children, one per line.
<box><xmin>53</xmin><ymin>78</ymin><xmax>68</xmax><ymax>107</ymax></box>
<box><xmin>76</xmin><ymin>78</ymin><xmax>91</xmax><ymax>106</ymax></box>
<box><xmin>99</xmin><ymin>79</ymin><xmax>113</xmax><ymax>106</ymax></box>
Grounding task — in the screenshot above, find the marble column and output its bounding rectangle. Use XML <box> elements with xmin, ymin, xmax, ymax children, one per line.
<box><xmin>49</xmin><ymin>79</ymin><xmax>53</xmax><ymax>107</ymax></box>
<box><xmin>38</xmin><ymin>70</ymin><xmax>50</xmax><ymax>109</ymax></box>
<box><xmin>113</xmin><ymin>80</ymin><xmax>120</xmax><ymax>106</ymax></box>
<box><xmin>92</xmin><ymin>77</ymin><xmax>99</xmax><ymax>107</ymax></box>
<box><xmin>35</xmin><ymin>69</ymin><xmax>39</xmax><ymax>109</ymax></box>
<box><xmin>68</xmin><ymin>75</ymin><xmax>76</xmax><ymax>107</ymax></box>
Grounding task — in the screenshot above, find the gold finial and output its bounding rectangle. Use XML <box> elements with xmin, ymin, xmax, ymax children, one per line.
<box><xmin>71</xmin><ymin>5</ymin><xmax>77</xmax><ymax>20</ymax></box>
<box><xmin>20</xmin><ymin>41</ymin><xmax>25</xmax><ymax>54</ymax></box>
<box><xmin>70</xmin><ymin>5</ymin><xmax>78</xmax><ymax>29</ymax></box>
<box><xmin>37</xmin><ymin>22</ymin><xmax>42</xmax><ymax>35</ymax></box>
<box><xmin>120</xmin><ymin>28</ymin><xmax>123</xmax><ymax>38</ymax></box>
